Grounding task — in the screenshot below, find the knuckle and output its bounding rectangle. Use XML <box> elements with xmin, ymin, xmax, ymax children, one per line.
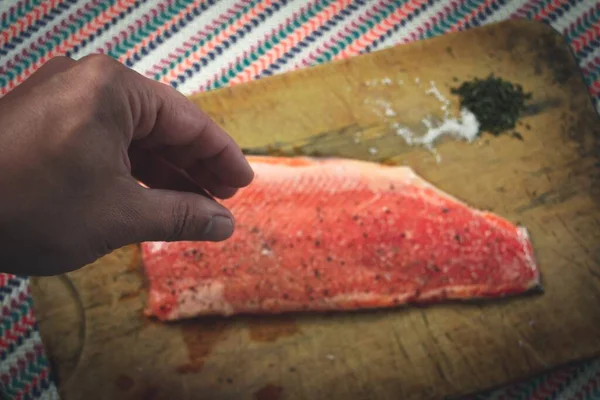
<box><xmin>169</xmin><ymin>200</ymin><xmax>193</xmax><ymax>241</ymax></box>
<box><xmin>76</xmin><ymin>54</ymin><xmax>121</xmax><ymax>92</ymax></box>
<box><xmin>62</xmin><ymin>54</ymin><xmax>127</xmax><ymax>122</ymax></box>
<box><xmin>169</xmin><ymin>200</ymin><xmax>208</xmax><ymax>241</ymax></box>
<box><xmin>79</xmin><ymin>53</ymin><xmax>118</xmax><ymax>70</ymax></box>
<box><xmin>43</xmin><ymin>55</ymin><xmax>71</xmax><ymax>68</ymax></box>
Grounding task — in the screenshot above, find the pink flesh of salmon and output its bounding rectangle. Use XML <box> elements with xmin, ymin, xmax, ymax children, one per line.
<box><xmin>140</xmin><ymin>156</ymin><xmax>540</xmax><ymax>321</ymax></box>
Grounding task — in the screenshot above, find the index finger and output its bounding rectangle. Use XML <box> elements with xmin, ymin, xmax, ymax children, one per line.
<box><xmin>124</xmin><ymin>66</ymin><xmax>254</xmax><ymax>189</ymax></box>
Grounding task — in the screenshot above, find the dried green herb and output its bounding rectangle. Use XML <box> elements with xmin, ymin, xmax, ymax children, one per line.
<box><xmin>451</xmin><ymin>74</ymin><xmax>532</xmax><ymax>136</ymax></box>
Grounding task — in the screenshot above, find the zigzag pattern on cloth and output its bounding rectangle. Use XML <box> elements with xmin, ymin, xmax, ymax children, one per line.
<box><xmin>0</xmin><ymin>275</ymin><xmax>56</xmax><ymax>399</ymax></box>
<box><xmin>1</xmin><ymin>0</ymin><xmax>76</xmax><ymax>53</ymax></box>
<box><xmin>144</xmin><ymin>0</ymin><xmax>254</xmax><ymax>78</ymax></box>
<box><xmin>104</xmin><ymin>0</ymin><xmax>220</xmax><ymax>67</ymax></box>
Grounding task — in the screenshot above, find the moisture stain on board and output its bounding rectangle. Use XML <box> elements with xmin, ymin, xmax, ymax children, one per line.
<box><xmin>114</xmin><ymin>245</ymin><xmax>146</xmax><ymax>303</ymax></box>
<box><xmin>254</xmin><ymin>384</ymin><xmax>283</xmax><ymax>400</ymax></box>
<box><xmin>139</xmin><ymin>385</ymin><xmax>159</xmax><ymax>400</ymax></box>
<box><xmin>176</xmin><ymin>319</ymin><xmax>231</xmax><ymax>374</ymax></box>
<box><xmin>114</xmin><ymin>374</ymin><xmax>134</xmax><ymax>391</ymax></box>
<box><xmin>117</xmin><ymin>290</ymin><xmax>142</xmax><ymax>302</ymax></box>
<box><xmin>247</xmin><ymin>317</ymin><xmax>299</xmax><ymax>343</ymax></box>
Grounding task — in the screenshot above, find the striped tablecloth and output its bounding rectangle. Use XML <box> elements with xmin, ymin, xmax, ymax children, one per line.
<box><xmin>0</xmin><ymin>1</ymin><xmax>599</xmax><ymax>399</ymax></box>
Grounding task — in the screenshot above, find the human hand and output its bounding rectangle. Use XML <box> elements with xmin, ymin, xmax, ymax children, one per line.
<box><xmin>0</xmin><ymin>55</ymin><xmax>254</xmax><ymax>276</ymax></box>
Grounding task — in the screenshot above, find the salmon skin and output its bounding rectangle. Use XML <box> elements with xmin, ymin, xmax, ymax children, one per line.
<box><xmin>141</xmin><ymin>156</ymin><xmax>540</xmax><ymax>321</ymax></box>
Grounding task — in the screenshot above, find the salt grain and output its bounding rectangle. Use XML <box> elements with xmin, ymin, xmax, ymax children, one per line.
<box><xmin>426</xmin><ymin>81</ymin><xmax>449</xmax><ymax>104</ymax></box>
<box><xmin>395</xmin><ymin>127</ymin><xmax>415</xmax><ymax>145</ymax></box>
<box><xmin>413</xmin><ymin>108</ymin><xmax>480</xmax><ymax>147</ymax></box>
<box><xmin>363</xmin><ymin>79</ymin><xmax>481</xmax><ymax>163</ymax></box>
<box><xmin>392</xmin><ymin>108</ymin><xmax>480</xmax><ymax>154</ymax></box>
<box><xmin>432</xmin><ymin>148</ymin><xmax>442</xmax><ymax>164</ymax></box>
<box><xmin>326</xmin><ymin>354</ymin><xmax>335</xmax><ymax>361</ymax></box>
<box><xmin>425</xmin><ymin>81</ymin><xmax>452</xmax><ymax>118</ymax></box>
<box><xmin>373</xmin><ymin>99</ymin><xmax>396</xmax><ymax>118</ymax></box>
<box><xmin>421</xmin><ymin>117</ymin><xmax>434</xmax><ymax>130</ymax></box>
<box><xmin>385</xmin><ymin>108</ymin><xmax>396</xmax><ymax>117</ymax></box>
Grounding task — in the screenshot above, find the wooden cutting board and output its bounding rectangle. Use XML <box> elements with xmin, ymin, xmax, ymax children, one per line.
<box><xmin>31</xmin><ymin>20</ymin><xmax>600</xmax><ymax>400</ymax></box>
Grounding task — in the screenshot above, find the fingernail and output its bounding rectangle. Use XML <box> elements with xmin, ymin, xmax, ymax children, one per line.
<box><xmin>203</xmin><ymin>216</ymin><xmax>234</xmax><ymax>241</ymax></box>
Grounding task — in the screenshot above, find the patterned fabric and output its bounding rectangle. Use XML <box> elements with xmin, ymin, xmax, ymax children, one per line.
<box><xmin>0</xmin><ymin>1</ymin><xmax>599</xmax><ymax>399</ymax></box>
<box><xmin>0</xmin><ymin>274</ymin><xmax>58</xmax><ymax>400</ymax></box>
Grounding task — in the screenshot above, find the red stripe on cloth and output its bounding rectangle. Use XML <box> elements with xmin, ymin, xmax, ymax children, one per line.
<box><xmin>532</xmin><ymin>0</ymin><xmax>562</xmax><ymax>21</ymax></box>
<box><xmin>335</xmin><ymin>0</ymin><xmax>424</xmax><ymax>60</ymax></box>
<box><xmin>569</xmin><ymin>6</ymin><xmax>600</xmax><ymax>55</ymax></box>
<box><xmin>119</xmin><ymin>1</ymin><xmax>201</xmax><ymax>63</ymax></box>
<box><xmin>572</xmin><ymin>368</ymin><xmax>600</xmax><ymax>400</ymax></box>
<box><xmin>146</xmin><ymin>1</ymin><xmax>246</xmax><ymax>76</ymax></box>
<box><xmin>157</xmin><ymin>0</ymin><xmax>273</xmax><ymax>84</ymax></box>
<box><xmin>1</xmin><ymin>0</ymin><xmax>134</xmax><ymax>95</ymax></box>
<box><xmin>0</xmin><ymin>306</ymin><xmax>35</xmax><ymax>351</ymax></box>
<box><xmin>591</xmin><ymin>79</ymin><xmax>600</xmax><ymax>96</ymax></box>
<box><xmin>231</xmin><ymin>0</ymin><xmax>352</xmax><ymax>85</ymax></box>
<box><xmin>449</xmin><ymin>0</ymin><xmax>496</xmax><ymax>33</ymax></box>
<box><xmin>100</xmin><ymin>0</ymin><xmax>171</xmax><ymax>55</ymax></box>
<box><xmin>529</xmin><ymin>368</ymin><xmax>579</xmax><ymax>400</ymax></box>
<box><xmin>0</xmin><ymin>0</ymin><xmax>102</xmax><ymax>77</ymax></box>
<box><xmin>580</xmin><ymin>56</ymin><xmax>600</xmax><ymax>77</ymax></box>
<box><xmin>0</xmin><ymin>274</ymin><xmax>17</xmax><ymax>287</ymax></box>
<box><xmin>293</xmin><ymin>1</ymin><xmax>389</xmax><ymax>69</ymax></box>
<box><xmin>0</xmin><ymin>0</ymin><xmax>65</xmax><ymax>47</ymax></box>
<box><xmin>510</xmin><ymin>0</ymin><xmax>539</xmax><ymax>19</ymax></box>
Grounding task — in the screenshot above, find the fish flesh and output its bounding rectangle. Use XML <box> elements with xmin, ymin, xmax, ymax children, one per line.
<box><xmin>141</xmin><ymin>156</ymin><xmax>540</xmax><ymax>320</ymax></box>
<box><xmin>141</xmin><ymin>156</ymin><xmax>540</xmax><ymax>321</ymax></box>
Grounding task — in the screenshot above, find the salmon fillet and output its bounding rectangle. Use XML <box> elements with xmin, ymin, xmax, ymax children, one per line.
<box><xmin>141</xmin><ymin>156</ymin><xmax>540</xmax><ymax>321</ymax></box>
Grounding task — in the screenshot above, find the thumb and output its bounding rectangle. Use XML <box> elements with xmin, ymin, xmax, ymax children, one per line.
<box><xmin>125</xmin><ymin>183</ymin><xmax>235</xmax><ymax>244</ymax></box>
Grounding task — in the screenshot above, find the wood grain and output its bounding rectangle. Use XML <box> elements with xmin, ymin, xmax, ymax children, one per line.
<box><xmin>31</xmin><ymin>20</ymin><xmax>600</xmax><ymax>400</ymax></box>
